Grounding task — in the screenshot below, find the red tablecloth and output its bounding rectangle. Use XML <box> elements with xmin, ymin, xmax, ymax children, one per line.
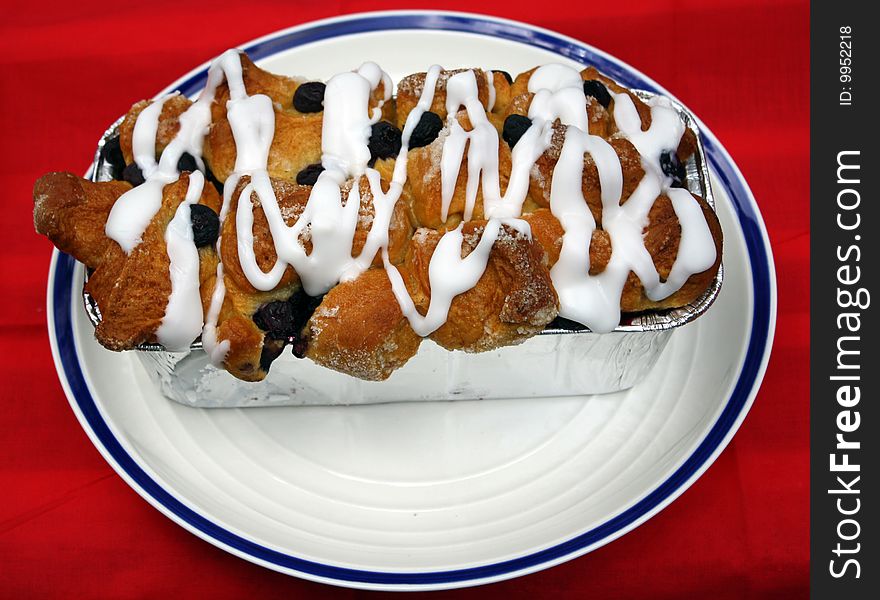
<box><xmin>1</xmin><ymin>0</ymin><xmax>809</xmax><ymax>597</ymax></box>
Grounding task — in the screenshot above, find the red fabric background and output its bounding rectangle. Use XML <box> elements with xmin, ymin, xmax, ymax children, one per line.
<box><xmin>0</xmin><ymin>0</ymin><xmax>809</xmax><ymax>597</ymax></box>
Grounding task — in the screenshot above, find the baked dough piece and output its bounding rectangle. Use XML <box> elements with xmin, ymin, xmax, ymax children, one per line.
<box><xmin>396</xmin><ymin>69</ymin><xmax>508</xmax><ymax>129</ymax></box>
<box><xmin>404</xmin><ymin>127</ymin><xmax>512</xmax><ymax>230</ymax></box>
<box><xmin>304</xmin><ymin>268</ymin><xmax>422</xmax><ymax>381</ymax></box>
<box><xmin>35</xmin><ymin>171</ymin><xmax>221</xmax><ymax>350</ymax></box>
<box><xmin>33</xmin><ymin>172</ymin><xmax>132</xmax><ymax>269</ymax></box>
<box><xmin>213</xmin><ymin>174</ymin><xmax>413</xmax><ymax>380</ymax></box>
<box><xmin>522</xmin><ymin>192</ymin><xmax>723</xmax><ymax>315</ymax></box>
<box><xmin>119</xmin><ymin>95</ymin><xmax>193</xmax><ymax>165</ymax></box>
<box><xmin>403</xmin><ymin>221</ymin><xmax>557</xmax><ymax>352</ymax></box>
<box><xmin>205</xmin><ymin>54</ymin><xmax>394</xmax><ymax>184</ymax></box>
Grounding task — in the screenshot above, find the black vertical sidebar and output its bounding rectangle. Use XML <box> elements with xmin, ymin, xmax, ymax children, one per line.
<box><xmin>811</xmin><ymin>2</ymin><xmax>878</xmax><ymax>598</ymax></box>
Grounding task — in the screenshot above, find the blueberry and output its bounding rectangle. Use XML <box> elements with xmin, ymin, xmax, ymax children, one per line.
<box><xmin>296</xmin><ymin>163</ymin><xmax>324</xmax><ymax>186</ymax></box>
<box><xmin>253</xmin><ymin>291</ymin><xmax>322</xmax><ymax>359</ymax></box>
<box><xmin>291</xmin><ymin>337</ymin><xmax>309</xmax><ymax>359</ymax></box>
<box><xmin>176</xmin><ymin>152</ymin><xmax>199</xmax><ymax>173</ymax></box>
<box><xmin>583</xmin><ymin>80</ymin><xmax>611</xmax><ymax>109</ymax></box>
<box><xmin>253</xmin><ymin>291</ymin><xmax>322</xmax><ymax>343</ymax></box>
<box><xmin>174</xmin><ymin>151</ymin><xmax>223</xmax><ymax>192</ymax></box>
<box><xmin>253</xmin><ymin>300</ymin><xmax>296</xmax><ymax>339</ymax></box>
<box><xmin>288</xmin><ymin>290</ymin><xmax>323</xmax><ymax>357</ymax></box>
<box><xmin>101</xmin><ymin>135</ymin><xmax>125</xmax><ymax>178</ymax></box>
<box><xmin>259</xmin><ymin>338</ymin><xmax>286</xmax><ymax>372</ymax></box>
<box><xmin>293</xmin><ymin>82</ymin><xmax>326</xmax><ymax>113</ymax></box>
<box><xmin>368</xmin><ymin>121</ymin><xmax>402</xmax><ymax>164</ymax></box>
<box><xmin>122</xmin><ymin>162</ymin><xmax>145</xmax><ymax>186</ymax></box>
<box><xmin>502</xmin><ymin>114</ymin><xmax>532</xmax><ymax>148</ymax></box>
<box><xmin>660</xmin><ymin>150</ymin><xmax>687</xmax><ymax>188</ymax></box>
<box><xmin>494</xmin><ymin>70</ymin><xmax>513</xmax><ymax>85</ymax></box>
<box><xmin>189</xmin><ymin>204</ymin><xmax>219</xmax><ymax>247</ymax></box>
<box><xmin>288</xmin><ymin>290</ymin><xmax>323</xmax><ymax>332</ymax></box>
<box><xmin>408</xmin><ymin>111</ymin><xmax>443</xmax><ymax>149</ymax></box>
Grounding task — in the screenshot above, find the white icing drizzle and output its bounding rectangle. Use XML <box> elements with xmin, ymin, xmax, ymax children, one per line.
<box><xmin>551</xmin><ymin>143</ymin><xmax>652</xmax><ymax>331</ymax></box>
<box><xmin>440</xmin><ymin>70</ymin><xmax>499</xmax><ymax>222</ymax></box>
<box><xmin>201</xmin><ymin>262</ymin><xmax>230</xmax><ymax>364</ymax></box>
<box><xmin>105</xmin><ymin>97</ymin><xmax>171</xmax><ymax>253</ymax></box>
<box><xmin>105</xmin><ymin>79</ymin><xmax>219</xmax><ymax>255</ymax></box>
<box><xmin>233</xmin><ymin>62</ymin><xmax>400</xmax><ymax>296</ymax></box>
<box><xmin>645</xmin><ymin>187</ymin><xmax>718</xmax><ymax>300</ymax></box>
<box><xmin>107</xmin><ymin>49</ymin><xmax>249</xmax><ymax>360</ymax></box>
<box><xmin>385</xmin><ymin>220</ymin><xmax>504</xmax><ymax>336</ymax></box>
<box><xmin>483</xmin><ymin>69</ymin><xmax>496</xmax><ymax>112</ymax></box>
<box><xmin>383</xmin><ymin>68</ymin><xmax>545</xmax><ymax>337</ymax></box>
<box><xmin>355</xmin><ymin>61</ymin><xmax>392</xmax><ymax>122</ymax></box>
<box><xmin>104</xmin><ymin>182</ymin><xmax>167</xmax><ymax>254</ymax></box>
<box><xmin>102</xmin><ymin>51</ymin><xmax>719</xmax><ymax>359</ymax></box>
<box><xmin>156</xmin><ymin>171</ymin><xmax>206</xmax><ymax>350</ymax></box>
<box><xmin>543</xmin><ymin>72</ymin><xmax>716</xmax><ymax>331</ymax></box>
<box><xmin>425</xmin><ymin>62</ymin><xmax>715</xmax><ymax>333</ymax></box>
<box><xmin>528</xmin><ymin>64</ymin><xmax>589</xmax><ymax>131</ymax></box>
<box><xmin>131</xmin><ymin>96</ymin><xmax>169</xmax><ymax>175</ymax></box>
<box><xmin>381</xmin><ymin>65</ymin><xmax>499</xmax><ymax>336</ymax></box>
<box><xmin>320</xmin><ymin>68</ymin><xmax>376</xmax><ymax>173</ymax></box>
<box><xmin>611</xmin><ymin>92</ymin><xmax>685</xmax><ymax>179</ymax></box>
<box><xmin>439</xmin><ymin>70</ymin><xmax>537</xmax><ymax>223</ymax></box>
<box><xmin>354</xmin><ymin>67</ymin><xmax>444</xmax><ymax>282</ymax></box>
<box><xmin>199</xmin><ymin>50</ymin><xmax>280</xmax><ymax>363</ymax></box>
<box><xmin>528</xmin><ymin>63</ymin><xmax>584</xmax><ymax>93</ymax></box>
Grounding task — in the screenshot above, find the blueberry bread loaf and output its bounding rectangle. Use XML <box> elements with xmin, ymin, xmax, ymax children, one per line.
<box><xmin>34</xmin><ymin>50</ymin><xmax>721</xmax><ymax>382</ymax></box>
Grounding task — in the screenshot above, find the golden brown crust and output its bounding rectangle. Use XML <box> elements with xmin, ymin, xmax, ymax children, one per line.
<box><xmin>215</xmin><ymin>314</ymin><xmax>269</xmax><ymax>382</ymax></box>
<box><xmin>304</xmin><ymin>269</ymin><xmax>421</xmax><ymax>381</ymax></box>
<box><xmin>33</xmin><ymin>172</ymin><xmax>131</xmax><ymax>269</ymax></box>
<box><xmin>119</xmin><ymin>95</ymin><xmax>193</xmax><ymax>165</ymax></box>
<box><xmin>403</xmin><ymin>222</ymin><xmax>558</xmax><ymax>352</ymax></box>
<box><xmin>206</xmin><ymin>109</ymin><xmax>325</xmax><ymax>184</ymax></box>
<box><xmin>396</xmin><ymin>69</ymin><xmax>504</xmax><ymax>129</ymax></box>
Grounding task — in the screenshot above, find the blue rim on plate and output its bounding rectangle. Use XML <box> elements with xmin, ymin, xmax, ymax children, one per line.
<box><xmin>47</xmin><ymin>11</ymin><xmax>776</xmax><ymax>589</ymax></box>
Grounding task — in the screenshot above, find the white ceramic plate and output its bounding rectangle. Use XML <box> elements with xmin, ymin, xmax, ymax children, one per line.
<box><xmin>46</xmin><ymin>11</ymin><xmax>776</xmax><ymax>591</ymax></box>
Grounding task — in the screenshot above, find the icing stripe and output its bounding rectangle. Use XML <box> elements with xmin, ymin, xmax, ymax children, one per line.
<box><xmin>156</xmin><ymin>171</ymin><xmax>206</xmax><ymax>350</ymax></box>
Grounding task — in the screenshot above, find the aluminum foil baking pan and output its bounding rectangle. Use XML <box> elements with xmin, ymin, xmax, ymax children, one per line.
<box><xmin>82</xmin><ymin>89</ymin><xmax>722</xmax><ymax>405</ymax></box>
